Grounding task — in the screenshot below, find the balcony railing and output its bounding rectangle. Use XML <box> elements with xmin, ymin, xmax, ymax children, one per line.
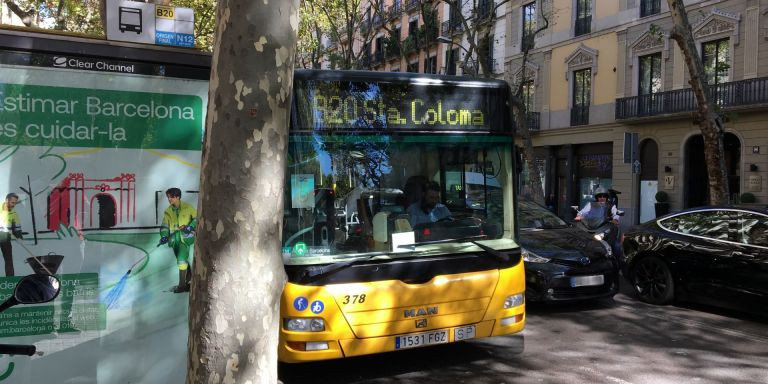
<box><xmin>386</xmin><ymin>44</ymin><xmax>401</xmax><ymax>59</ymax></box>
<box><xmin>441</xmin><ymin>20</ymin><xmax>464</xmax><ymax>35</ymax></box>
<box><xmin>512</xmin><ymin>112</ymin><xmax>541</xmax><ymax>132</ymax></box>
<box><xmin>477</xmin><ymin>1</ymin><xmax>494</xmax><ymax>20</ymax></box>
<box><xmin>615</xmin><ymin>77</ymin><xmax>768</xmax><ymax>119</ymax></box>
<box><xmin>570</xmin><ymin>105</ymin><xmax>589</xmax><ymax>126</ymax></box>
<box><xmin>373</xmin><ymin>13</ymin><xmax>384</xmax><ymax>28</ymax></box>
<box><xmin>388</xmin><ymin>2</ymin><xmax>402</xmax><ymax>19</ymax></box>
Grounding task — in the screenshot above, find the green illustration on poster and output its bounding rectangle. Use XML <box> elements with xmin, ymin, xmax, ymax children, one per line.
<box><xmin>0</xmin><ymin>62</ymin><xmax>208</xmax><ymax>383</ymax></box>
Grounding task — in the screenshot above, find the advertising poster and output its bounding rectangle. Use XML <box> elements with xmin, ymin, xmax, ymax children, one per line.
<box><xmin>0</xmin><ymin>52</ymin><xmax>207</xmax><ymax>383</ymax></box>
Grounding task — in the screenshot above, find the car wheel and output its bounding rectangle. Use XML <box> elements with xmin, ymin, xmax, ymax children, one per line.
<box><xmin>631</xmin><ymin>255</ymin><xmax>674</xmax><ymax>305</ymax></box>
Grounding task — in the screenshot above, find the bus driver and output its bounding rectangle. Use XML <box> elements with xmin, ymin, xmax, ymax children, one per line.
<box><xmin>407</xmin><ymin>181</ymin><xmax>452</xmax><ymax>227</ymax></box>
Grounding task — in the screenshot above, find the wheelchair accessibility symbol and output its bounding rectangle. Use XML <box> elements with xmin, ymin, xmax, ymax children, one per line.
<box><xmin>310</xmin><ymin>300</ymin><xmax>324</xmax><ymax>314</ymax></box>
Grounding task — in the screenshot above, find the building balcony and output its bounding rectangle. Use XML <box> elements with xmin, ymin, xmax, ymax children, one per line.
<box><xmin>386</xmin><ymin>45</ymin><xmax>401</xmax><ymax>60</ymax></box>
<box><xmin>570</xmin><ymin>105</ymin><xmax>589</xmax><ymax>126</ymax></box>
<box><xmin>477</xmin><ymin>1</ymin><xmax>495</xmax><ymax>21</ymax></box>
<box><xmin>388</xmin><ymin>2</ymin><xmax>402</xmax><ymax>19</ymax></box>
<box><xmin>615</xmin><ymin>77</ymin><xmax>768</xmax><ymax>120</ymax></box>
<box><xmin>373</xmin><ymin>13</ymin><xmax>384</xmax><ymax>28</ymax></box>
<box><xmin>513</xmin><ymin>112</ymin><xmax>541</xmax><ymax>132</ymax></box>
<box><xmin>441</xmin><ymin>20</ymin><xmax>464</xmax><ymax>35</ymax></box>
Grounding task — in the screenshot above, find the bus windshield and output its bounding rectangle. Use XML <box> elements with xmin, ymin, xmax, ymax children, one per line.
<box><xmin>282</xmin><ymin>134</ymin><xmax>514</xmax><ymax>264</ymax></box>
<box><xmin>282</xmin><ymin>71</ymin><xmax>516</xmax><ymax>265</ymax></box>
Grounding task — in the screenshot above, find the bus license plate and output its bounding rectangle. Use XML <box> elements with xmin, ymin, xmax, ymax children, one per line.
<box><xmin>570</xmin><ymin>274</ymin><xmax>604</xmax><ymax>287</ymax></box>
<box><xmin>454</xmin><ymin>325</ymin><xmax>476</xmax><ymax>341</ymax></box>
<box><xmin>395</xmin><ymin>329</ymin><xmax>449</xmax><ymax>349</ymax></box>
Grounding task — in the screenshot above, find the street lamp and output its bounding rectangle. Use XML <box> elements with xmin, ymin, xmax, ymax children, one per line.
<box><xmin>436</xmin><ymin>36</ymin><xmax>473</xmax><ymax>76</ymax></box>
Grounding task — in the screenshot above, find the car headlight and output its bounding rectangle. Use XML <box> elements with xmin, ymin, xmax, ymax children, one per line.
<box><xmin>522</xmin><ymin>248</ymin><xmax>550</xmax><ymax>263</ymax></box>
<box><xmin>593</xmin><ymin>232</ymin><xmax>605</xmax><ymax>241</ymax></box>
<box><xmin>284</xmin><ymin>318</ymin><xmax>325</xmax><ymax>332</ymax></box>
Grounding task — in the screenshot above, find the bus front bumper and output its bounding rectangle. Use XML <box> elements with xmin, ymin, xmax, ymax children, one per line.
<box><xmin>278</xmin><ymin>315</ymin><xmax>525</xmax><ymax>363</ymax></box>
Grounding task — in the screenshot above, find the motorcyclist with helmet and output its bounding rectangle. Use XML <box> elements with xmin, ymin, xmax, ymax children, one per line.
<box><xmin>574</xmin><ymin>187</ymin><xmax>620</xmax><ymax>224</ymax></box>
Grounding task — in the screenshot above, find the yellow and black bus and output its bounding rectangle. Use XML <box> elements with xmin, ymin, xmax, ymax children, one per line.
<box><xmin>279</xmin><ymin>70</ymin><xmax>524</xmax><ymax>362</ymax></box>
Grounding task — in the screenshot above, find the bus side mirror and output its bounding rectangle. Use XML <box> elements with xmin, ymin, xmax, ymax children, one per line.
<box><xmin>15</xmin><ymin>274</ymin><xmax>61</xmax><ymax>304</ymax></box>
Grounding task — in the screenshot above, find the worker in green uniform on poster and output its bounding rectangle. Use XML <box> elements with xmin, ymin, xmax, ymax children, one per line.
<box><xmin>159</xmin><ymin>188</ymin><xmax>197</xmax><ymax>293</ymax></box>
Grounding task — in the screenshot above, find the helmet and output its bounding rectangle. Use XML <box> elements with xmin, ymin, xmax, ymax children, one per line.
<box><xmin>593</xmin><ymin>187</ymin><xmax>610</xmax><ymax>199</ymax></box>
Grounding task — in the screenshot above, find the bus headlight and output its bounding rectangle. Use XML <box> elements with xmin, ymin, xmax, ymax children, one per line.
<box><xmin>522</xmin><ymin>248</ymin><xmax>550</xmax><ymax>263</ymax></box>
<box><xmin>504</xmin><ymin>293</ymin><xmax>524</xmax><ymax>309</ymax></box>
<box><xmin>284</xmin><ymin>318</ymin><xmax>325</xmax><ymax>332</ymax></box>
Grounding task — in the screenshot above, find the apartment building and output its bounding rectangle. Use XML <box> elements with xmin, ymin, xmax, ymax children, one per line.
<box><xmin>327</xmin><ymin>0</ymin><xmax>509</xmax><ymax>75</ymax></box>
<box><xmin>506</xmin><ymin>0</ymin><xmax>768</xmax><ymax>224</ymax></box>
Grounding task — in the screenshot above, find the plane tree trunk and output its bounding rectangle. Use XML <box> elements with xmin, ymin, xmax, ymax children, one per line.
<box><xmin>667</xmin><ymin>0</ymin><xmax>729</xmax><ymax>204</ymax></box>
<box><xmin>186</xmin><ymin>0</ymin><xmax>297</xmax><ymax>382</ymax></box>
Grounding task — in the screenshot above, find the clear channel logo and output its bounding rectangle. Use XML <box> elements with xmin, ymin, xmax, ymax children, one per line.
<box><xmin>53</xmin><ymin>56</ymin><xmax>67</xmax><ymax>68</ymax></box>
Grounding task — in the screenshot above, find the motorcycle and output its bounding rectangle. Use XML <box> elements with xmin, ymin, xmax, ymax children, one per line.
<box><xmin>571</xmin><ymin>202</ymin><xmax>625</xmax><ymax>258</ymax></box>
<box><xmin>0</xmin><ymin>274</ymin><xmax>61</xmax><ymax>356</ymax></box>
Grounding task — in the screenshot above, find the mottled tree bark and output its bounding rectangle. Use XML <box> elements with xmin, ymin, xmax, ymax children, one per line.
<box><xmin>187</xmin><ymin>1</ymin><xmax>297</xmax><ymax>383</ymax></box>
<box><xmin>667</xmin><ymin>0</ymin><xmax>729</xmax><ymax>204</ymax></box>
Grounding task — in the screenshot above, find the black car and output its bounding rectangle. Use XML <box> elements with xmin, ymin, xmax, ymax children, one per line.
<box><xmin>622</xmin><ymin>206</ymin><xmax>768</xmax><ymax>314</ymax></box>
<box><xmin>518</xmin><ymin>200</ymin><xmax>619</xmax><ymax>302</ymax></box>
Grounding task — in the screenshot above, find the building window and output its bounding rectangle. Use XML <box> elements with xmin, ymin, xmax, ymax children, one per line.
<box><xmin>486</xmin><ymin>34</ymin><xmax>494</xmax><ymax>73</ymax></box>
<box><xmin>522</xmin><ymin>79</ymin><xmax>535</xmax><ymax>111</ymax></box>
<box><xmin>522</xmin><ymin>2</ymin><xmax>537</xmax><ymax>51</ymax></box>
<box><xmin>638</xmin><ymin>52</ymin><xmax>662</xmax><ymax>115</ymax></box>
<box><xmin>445</xmin><ymin>48</ymin><xmax>458</xmax><ymax>75</ymax></box>
<box><xmin>638</xmin><ymin>53</ymin><xmax>662</xmax><ymax>95</ymax></box>
<box><xmin>640</xmin><ymin>0</ymin><xmax>661</xmax><ymax>18</ymax></box>
<box><xmin>408</xmin><ymin>19</ymin><xmax>418</xmax><ymax>38</ymax></box>
<box><xmin>424</xmin><ymin>55</ymin><xmax>437</xmax><ymax>74</ymax></box>
<box><xmin>702</xmin><ymin>38</ymin><xmax>729</xmax><ymax>85</ymax></box>
<box><xmin>575</xmin><ymin>0</ymin><xmax>591</xmax><ymax>36</ymax></box>
<box><xmin>478</xmin><ymin>0</ymin><xmax>494</xmax><ymax>19</ymax></box>
<box><xmin>407</xmin><ymin>61</ymin><xmax>419</xmax><ymax>73</ymax></box>
<box><xmin>571</xmin><ymin>68</ymin><xmax>590</xmax><ymax>126</ymax></box>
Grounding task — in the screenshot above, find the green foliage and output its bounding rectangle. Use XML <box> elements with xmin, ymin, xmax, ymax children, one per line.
<box><xmin>655</xmin><ymin>191</ymin><xmax>669</xmax><ymax>203</ymax></box>
<box><xmin>401</xmin><ymin>35</ymin><xmax>416</xmax><ymax>55</ymax></box>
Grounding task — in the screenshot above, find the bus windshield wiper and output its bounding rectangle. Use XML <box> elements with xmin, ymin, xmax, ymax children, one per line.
<box><xmin>397</xmin><ymin>235</ymin><xmax>508</xmax><ymax>262</ymax></box>
<box><xmin>299</xmin><ymin>252</ymin><xmax>391</xmax><ymax>284</ymax></box>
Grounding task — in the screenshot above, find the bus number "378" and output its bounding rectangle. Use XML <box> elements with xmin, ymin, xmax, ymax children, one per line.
<box><xmin>342</xmin><ymin>294</ymin><xmax>366</xmax><ymax>304</ymax></box>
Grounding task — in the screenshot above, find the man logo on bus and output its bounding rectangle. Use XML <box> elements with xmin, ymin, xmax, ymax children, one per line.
<box><xmin>293</xmin><ymin>297</ymin><xmax>308</xmax><ymax>311</ymax></box>
<box><xmin>310</xmin><ymin>300</ymin><xmax>324</xmax><ymax>314</ymax></box>
<box><xmin>404</xmin><ymin>306</ymin><xmax>438</xmax><ymax>318</ymax></box>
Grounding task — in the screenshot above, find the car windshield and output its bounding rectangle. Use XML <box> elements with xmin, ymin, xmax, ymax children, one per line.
<box><xmin>282</xmin><ymin>134</ymin><xmax>516</xmax><ymax>265</ymax></box>
<box><xmin>518</xmin><ymin>200</ymin><xmax>568</xmax><ymax>229</ymax></box>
